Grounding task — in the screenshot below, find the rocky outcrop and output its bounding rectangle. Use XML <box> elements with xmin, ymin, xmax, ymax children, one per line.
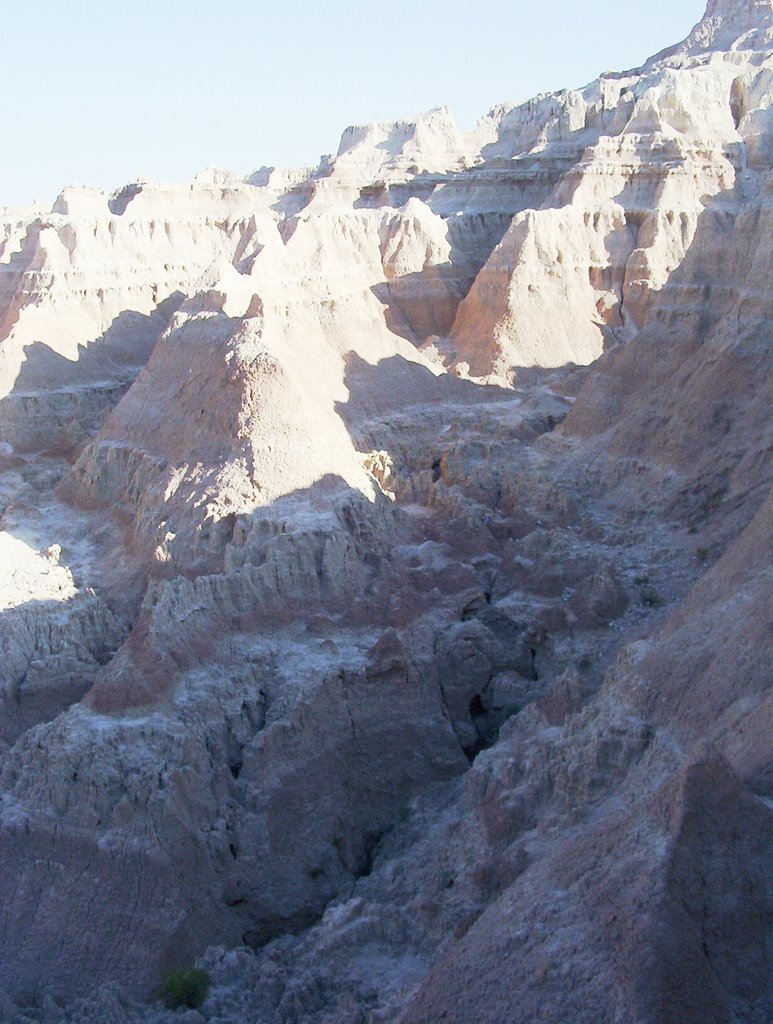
<box><xmin>0</xmin><ymin>2</ymin><xmax>770</xmax><ymax>1021</ymax></box>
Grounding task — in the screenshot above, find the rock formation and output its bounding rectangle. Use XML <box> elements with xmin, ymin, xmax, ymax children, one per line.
<box><xmin>0</xmin><ymin>1</ymin><xmax>770</xmax><ymax>1021</ymax></box>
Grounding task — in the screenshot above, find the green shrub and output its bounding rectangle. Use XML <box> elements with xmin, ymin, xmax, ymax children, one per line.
<box><xmin>159</xmin><ymin>966</ymin><xmax>211</xmax><ymax>1009</ymax></box>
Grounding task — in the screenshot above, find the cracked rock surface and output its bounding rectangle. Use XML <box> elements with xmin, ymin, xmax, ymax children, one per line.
<box><xmin>0</xmin><ymin>2</ymin><xmax>771</xmax><ymax>1021</ymax></box>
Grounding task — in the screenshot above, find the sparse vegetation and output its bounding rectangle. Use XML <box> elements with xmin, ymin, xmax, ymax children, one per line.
<box><xmin>159</xmin><ymin>966</ymin><xmax>211</xmax><ymax>1009</ymax></box>
<box><xmin>639</xmin><ymin>586</ymin><xmax>663</xmax><ymax>608</ymax></box>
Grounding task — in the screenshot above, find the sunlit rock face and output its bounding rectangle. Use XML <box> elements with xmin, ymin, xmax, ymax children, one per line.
<box><xmin>0</xmin><ymin>2</ymin><xmax>771</xmax><ymax>1021</ymax></box>
<box><xmin>449</xmin><ymin>5</ymin><xmax>773</xmax><ymax>374</ymax></box>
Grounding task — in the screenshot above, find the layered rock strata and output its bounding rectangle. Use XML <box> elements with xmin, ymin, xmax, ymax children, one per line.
<box><xmin>0</xmin><ymin>2</ymin><xmax>770</xmax><ymax>1022</ymax></box>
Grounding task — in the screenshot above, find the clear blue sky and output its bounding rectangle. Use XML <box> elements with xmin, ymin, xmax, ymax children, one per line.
<box><xmin>1</xmin><ymin>0</ymin><xmax>706</xmax><ymax>207</ymax></box>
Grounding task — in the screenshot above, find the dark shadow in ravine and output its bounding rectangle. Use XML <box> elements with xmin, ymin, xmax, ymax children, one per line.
<box><xmin>0</xmin><ymin>292</ymin><xmax>185</xmax><ymax>453</ymax></box>
<box><xmin>371</xmin><ymin>208</ymin><xmax>513</xmax><ymax>346</ymax></box>
<box><xmin>2</xmin><ymin>135</ymin><xmax>772</xmax><ymax>1014</ymax></box>
<box><xmin>0</xmin><ymin>466</ymin><xmax>474</xmax><ymax>1008</ymax></box>
<box><xmin>334</xmin><ymin>351</ymin><xmax>575</xmax><ymax>448</ymax></box>
<box><xmin>0</xmin><ymin>591</ymin><xmax>127</xmax><ymax>748</ymax></box>
<box><xmin>336</xmin><ymin>350</ymin><xmax>513</xmax><ymax>432</ymax></box>
<box><xmin>561</xmin><ymin>146</ymin><xmax>773</xmax><ymax>539</ymax></box>
<box><xmin>354</xmin><ymin>132</ymin><xmax>599</xmax><ymax>348</ymax></box>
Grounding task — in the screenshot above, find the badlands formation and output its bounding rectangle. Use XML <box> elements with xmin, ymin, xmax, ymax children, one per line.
<box><xmin>0</xmin><ymin>1</ymin><xmax>772</xmax><ymax>1021</ymax></box>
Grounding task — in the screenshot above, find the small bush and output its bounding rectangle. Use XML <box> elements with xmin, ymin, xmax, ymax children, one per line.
<box><xmin>639</xmin><ymin>586</ymin><xmax>663</xmax><ymax>608</ymax></box>
<box><xmin>159</xmin><ymin>966</ymin><xmax>211</xmax><ymax>1009</ymax></box>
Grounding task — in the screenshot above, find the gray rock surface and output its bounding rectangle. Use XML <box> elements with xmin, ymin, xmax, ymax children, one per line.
<box><xmin>0</xmin><ymin>2</ymin><xmax>770</xmax><ymax>1022</ymax></box>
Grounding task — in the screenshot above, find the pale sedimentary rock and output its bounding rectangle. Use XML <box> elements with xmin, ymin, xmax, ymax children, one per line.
<box><xmin>0</xmin><ymin>2</ymin><xmax>770</xmax><ymax>1022</ymax></box>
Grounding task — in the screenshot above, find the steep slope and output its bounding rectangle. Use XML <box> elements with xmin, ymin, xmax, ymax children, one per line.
<box><xmin>450</xmin><ymin>0</ymin><xmax>773</xmax><ymax>374</ymax></box>
<box><xmin>0</xmin><ymin>1</ymin><xmax>770</xmax><ymax>1021</ymax></box>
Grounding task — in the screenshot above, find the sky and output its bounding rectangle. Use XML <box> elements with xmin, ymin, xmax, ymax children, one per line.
<box><xmin>1</xmin><ymin>0</ymin><xmax>706</xmax><ymax>207</ymax></box>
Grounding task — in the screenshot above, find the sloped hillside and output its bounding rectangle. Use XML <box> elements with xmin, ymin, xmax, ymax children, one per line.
<box><xmin>0</xmin><ymin>2</ymin><xmax>770</xmax><ymax>1021</ymax></box>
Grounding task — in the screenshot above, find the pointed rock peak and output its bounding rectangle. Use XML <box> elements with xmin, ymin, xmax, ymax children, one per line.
<box><xmin>703</xmin><ymin>0</ymin><xmax>772</xmax><ymax>18</ymax></box>
<box><xmin>680</xmin><ymin>0</ymin><xmax>773</xmax><ymax>54</ymax></box>
<box><xmin>420</xmin><ymin>104</ymin><xmax>455</xmax><ymax>124</ymax></box>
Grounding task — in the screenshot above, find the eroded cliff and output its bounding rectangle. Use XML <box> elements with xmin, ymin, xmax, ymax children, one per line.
<box><xmin>0</xmin><ymin>2</ymin><xmax>770</xmax><ymax>1022</ymax></box>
